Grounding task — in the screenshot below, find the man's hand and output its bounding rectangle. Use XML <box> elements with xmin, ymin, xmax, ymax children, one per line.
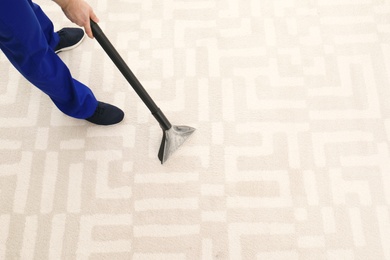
<box><xmin>53</xmin><ymin>0</ymin><xmax>99</xmax><ymax>38</ymax></box>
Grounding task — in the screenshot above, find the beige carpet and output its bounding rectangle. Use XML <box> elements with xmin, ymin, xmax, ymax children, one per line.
<box><xmin>1</xmin><ymin>0</ymin><xmax>390</xmax><ymax>259</ymax></box>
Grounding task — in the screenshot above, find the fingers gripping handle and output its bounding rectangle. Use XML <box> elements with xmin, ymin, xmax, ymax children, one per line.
<box><xmin>89</xmin><ymin>20</ymin><xmax>172</xmax><ymax>130</ymax></box>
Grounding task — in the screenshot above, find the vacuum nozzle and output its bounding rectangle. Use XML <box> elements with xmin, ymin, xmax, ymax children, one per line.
<box><xmin>158</xmin><ymin>125</ymin><xmax>196</xmax><ymax>164</ymax></box>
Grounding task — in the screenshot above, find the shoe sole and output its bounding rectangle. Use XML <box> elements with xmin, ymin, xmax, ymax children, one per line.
<box><xmin>55</xmin><ymin>33</ymin><xmax>86</xmax><ymax>54</ymax></box>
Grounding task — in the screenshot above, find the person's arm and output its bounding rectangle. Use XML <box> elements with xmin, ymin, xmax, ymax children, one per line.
<box><xmin>53</xmin><ymin>0</ymin><xmax>99</xmax><ymax>38</ymax></box>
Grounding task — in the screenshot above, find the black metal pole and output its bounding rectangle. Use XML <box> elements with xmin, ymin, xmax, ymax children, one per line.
<box><xmin>90</xmin><ymin>20</ymin><xmax>172</xmax><ymax>130</ymax></box>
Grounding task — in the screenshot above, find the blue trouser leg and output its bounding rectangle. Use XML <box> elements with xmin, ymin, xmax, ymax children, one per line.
<box><xmin>28</xmin><ymin>0</ymin><xmax>60</xmax><ymax>51</ymax></box>
<box><xmin>0</xmin><ymin>0</ymin><xmax>97</xmax><ymax>119</ymax></box>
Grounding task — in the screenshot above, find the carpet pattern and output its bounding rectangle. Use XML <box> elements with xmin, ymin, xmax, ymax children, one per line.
<box><xmin>1</xmin><ymin>0</ymin><xmax>390</xmax><ymax>259</ymax></box>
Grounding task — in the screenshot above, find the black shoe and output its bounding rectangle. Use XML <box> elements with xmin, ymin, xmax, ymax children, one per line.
<box><xmin>86</xmin><ymin>102</ymin><xmax>124</xmax><ymax>125</ymax></box>
<box><xmin>54</xmin><ymin>28</ymin><xmax>85</xmax><ymax>54</ymax></box>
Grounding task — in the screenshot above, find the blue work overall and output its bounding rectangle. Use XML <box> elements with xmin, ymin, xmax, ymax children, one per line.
<box><xmin>0</xmin><ymin>0</ymin><xmax>97</xmax><ymax>119</ymax></box>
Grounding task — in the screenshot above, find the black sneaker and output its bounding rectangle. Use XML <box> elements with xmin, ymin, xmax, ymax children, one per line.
<box><xmin>54</xmin><ymin>28</ymin><xmax>85</xmax><ymax>54</ymax></box>
<box><xmin>86</xmin><ymin>102</ymin><xmax>125</xmax><ymax>125</ymax></box>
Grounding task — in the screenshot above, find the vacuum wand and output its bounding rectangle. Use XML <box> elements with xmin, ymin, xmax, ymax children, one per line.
<box><xmin>90</xmin><ymin>20</ymin><xmax>171</xmax><ymax>130</ymax></box>
<box><xmin>90</xmin><ymin>20</ymin><xmax>195</xmax><ymax>164</ymax></box>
